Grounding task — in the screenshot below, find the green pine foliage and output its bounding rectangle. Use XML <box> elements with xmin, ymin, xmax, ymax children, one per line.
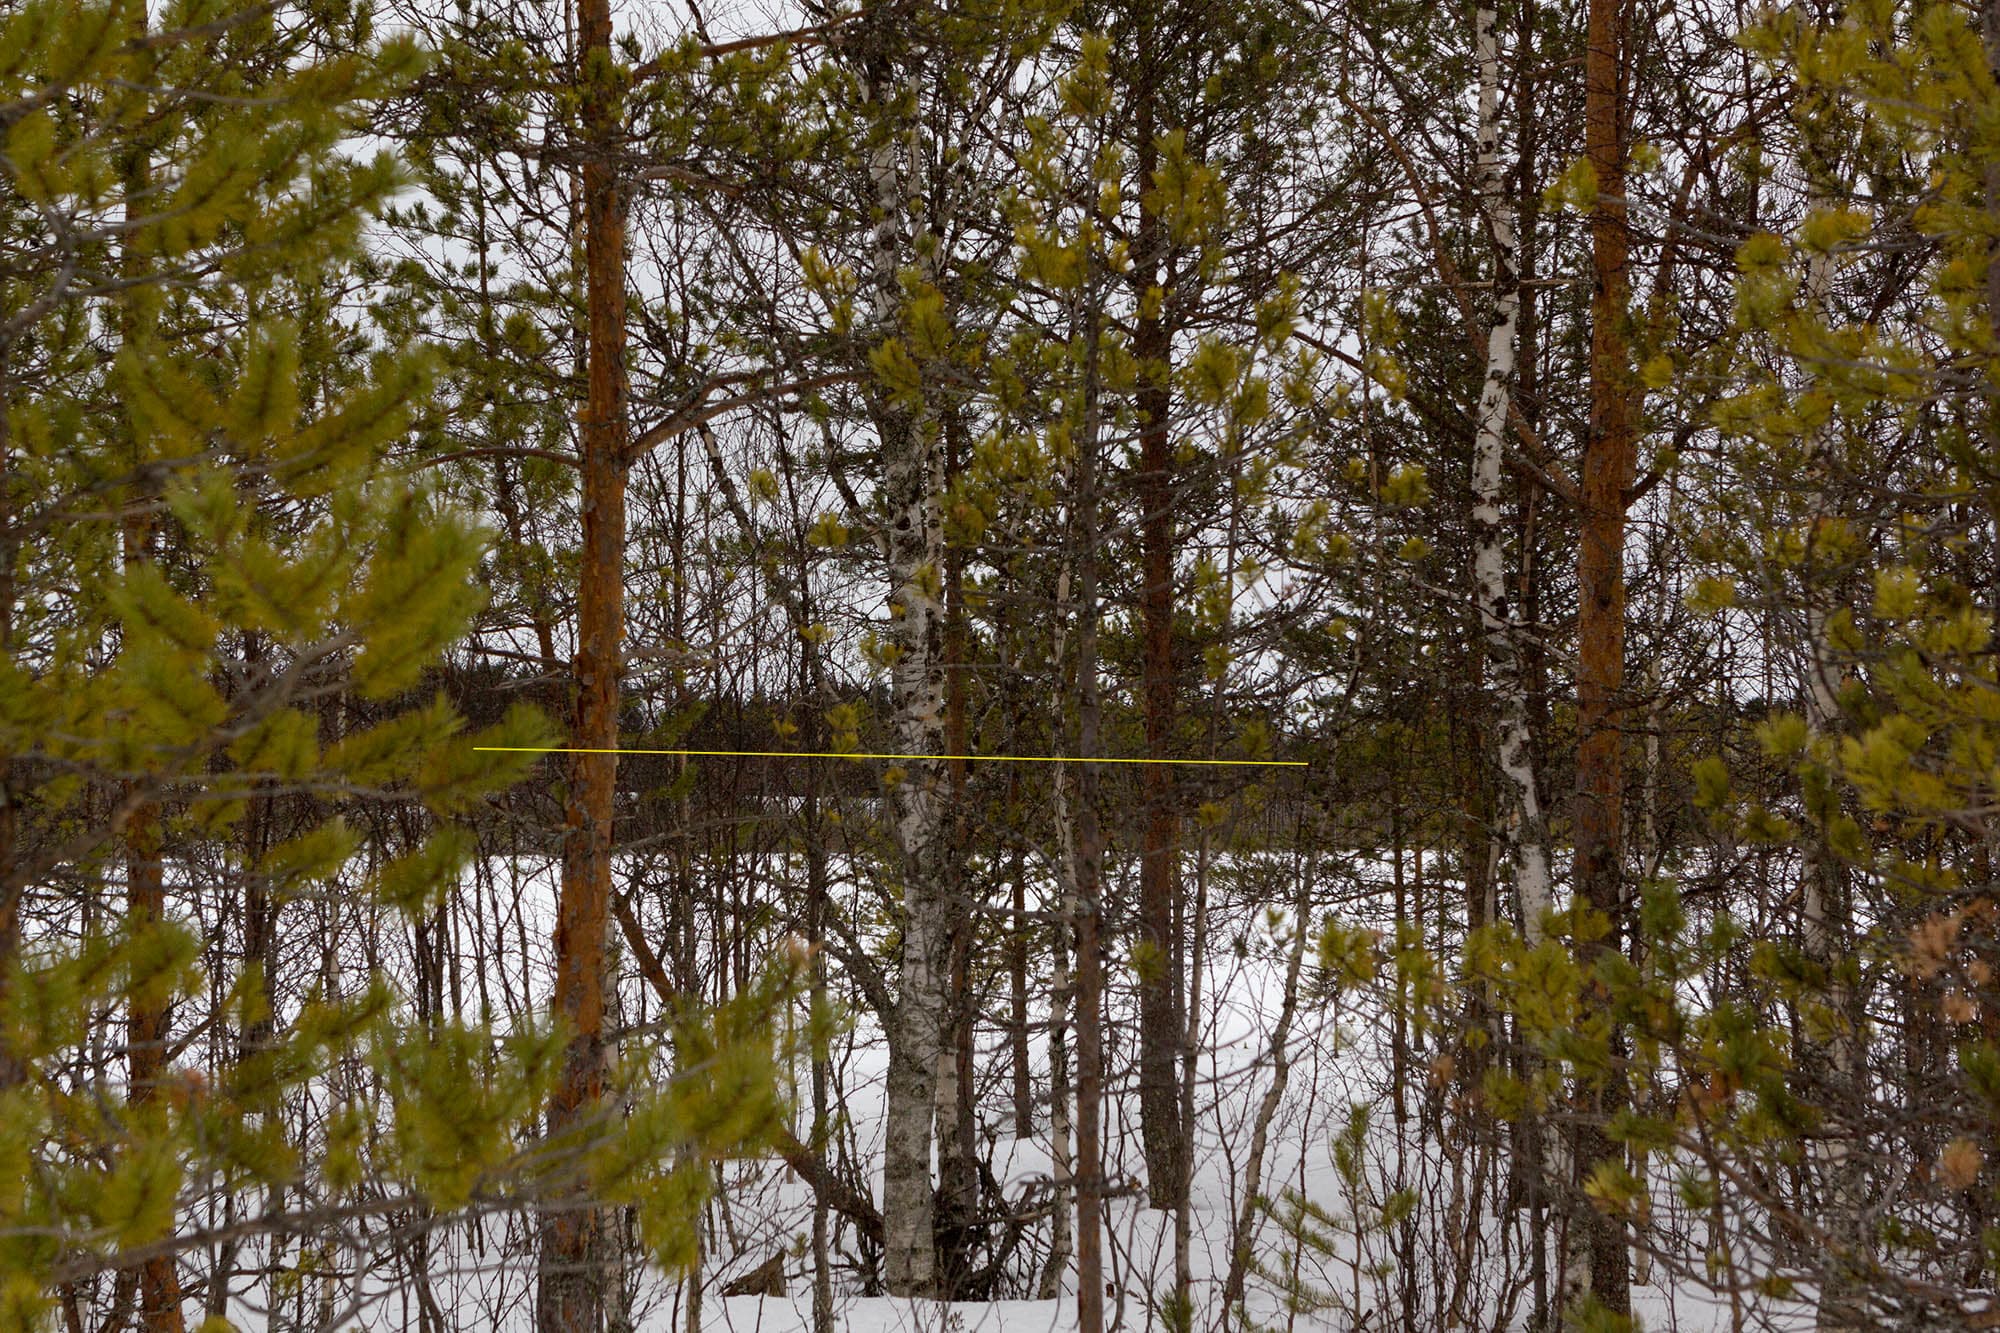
<box><xmin>0</xmin><ymin>0</ymin><xmax>790</xmax><ymax>1320</ymax></box>
<box><xmin>1436</xmin><ymin>1</ymin><xmax>2000</xmax><ymax>1321</ymax></box>
<box><xmin>14</xmin><ymin>0</ymin><xmax>2000</xmax><ymax>1322</ymax></box>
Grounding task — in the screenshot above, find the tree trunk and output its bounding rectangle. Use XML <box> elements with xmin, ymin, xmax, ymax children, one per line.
<box><xmin>1470</xmin><ymin>0</ymin><xmax>1552</xmax><ymax>946</ymax></box>
<box><xmin>864</xmin><ymin>36</ymin><xmax>953</xmax><ymax>1296</ymax></box>
<box><xmin>1796</xmin><ymin>133</ymin><xmax>1866</xmax><ymax>1333</ymax></box>
<box><xmin>1131</xmin><ymin>20</ymin><xmax>1185</xmax><ymax>1217</ymax></box>
<box><xmin>0</xmin><ymin>368</ymin><xmax>13</xmax><ymax>1091</ymax></box>
<box><xmin>871</xmin><ymin>337</ymin><xmax>951</xmax><ymax>1276</ymax></box>
<box><xmin>116</xmin><ymin>64</ymin><xmax>185</xmax><ymax>1329</ymax></box>
<box><xmin>1071</xmin><ymin>350</ymin><xmax>1108</xmax><ymax>1333</ymax></box>
<box><xmin>1000</xmin><ymin>586</ymin><xmax>1034</xmax><ymax>1140</ymax></box>
<box><xmin>1010</xmin><ymin>770</ymin><xmax>1033</xmax><ymax>1138</ymax></box>
<box><xmin>1039</xmin><ymin>905</ymin><xmax>1074</xmax><ymax>1302</ymax></box>
<box><xmin>935</xmin><ymin>415</ymin><xmax>979</xmax><ymax>1297</ymax></box>
<box><xmin>124</xmin><ymin>791</ymin><xmax>185</xmax><ymax>1333</ymax></box>
<box><xmin>538</xmin><ymin>0</ymin><xmax>628</xmax><ymax>1321</ymax></box>
<box><xmin>1072</xmin><ymin>842</ymin><xmax>1106</xmax><ymax>1333</ymax></box>
<box><xmin>1576</xmin><ymin>0</ymin><xmax>1634</xmax><ymax>1314</ymax></box>
<box><xmin>806</xmin><ymin>760</ymin><xmax>835</xmax><ymax>1333</ymax></box>
<box><xmin>1173</xmin><ymin>816</ymin><xmax>1209</xmax><ymax>1328</ymax></box>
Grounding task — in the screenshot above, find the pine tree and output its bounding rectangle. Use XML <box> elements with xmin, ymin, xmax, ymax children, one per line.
<box><xmin>0</xmin><ymin>2</ymin><xmax>791</xmax><ymax>1324</ymax></box>
<box><xmin>1670</xmin><ymin>0</ymin><xmax>2000</xmax><ymax>1320</ymax></box>
<box><xmin>3</xmin><ymin>0</ymin><xmax>514</xmax><ymax>1314</ymax></box>
<box><xmin>1571</xmin><ymin>0</ymin><xmax>1637</xmax><ymax>1316</ymax></box>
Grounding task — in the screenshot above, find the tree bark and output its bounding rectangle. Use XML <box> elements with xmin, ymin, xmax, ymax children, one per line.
<box><xmin>1470</xmin><ymin>0</ymin><xmax>1552</xmax><ymax>947</ymax></box>
<box><xmin>117</xmin><ymin>60</ymin><xmax>184</xmax><ymax>1330</ymax></box>
<box><xmin>862</xmin><ymin>31</ymin><xmax>954</xmax><ymax>1297</ymax></box>
<box><xmin>1070</xmin><ymin>323</ymin><xmax>1108</xmax><ymax>1333</ymax></box>
<box><xmin>1131</xmin><ymin>18</ymin><xmax>1186</xmax><ymax>1217</ymax></box>
<box><xmin>124</xmin><ymin>790</ymin><xmax>184</xmax><ymax>1333</ymax></box>
<box><xmin>1576</xmin><ymin>0</ymin><xmax>1635</xmax><ymax>1314</ymax></box>
<box><xmin>1010</xmin><ymin>771</ymin><xmax>1032</xmax><ymax>1138</ymax></box>
<box><xmin>1795</xmin><ymin>131</ymin><xmax>1866</xmax><ymax>1333</ymax></box>
<box><xmin>1038</xmin><ymin>899</ymin><xmax>1074</xmax><ymax>1302</ymax></box>
<box><xmin>935</xmin><ymin>414</ymin><xmax>979</xmax><ymax>1297</ymax></box>
<box><xmin>538</xmin><ymin>0</ymin><xmax>628</xmax><ymax>1321</ymax></box>
<box><xmin>805</xmin><ymin>754</ymin><xmax>836</xmax><ymax>1333</ymax></box>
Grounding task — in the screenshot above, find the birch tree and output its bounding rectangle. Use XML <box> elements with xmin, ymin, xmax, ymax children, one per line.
<box><xmin>1468</xmin><ymin>0</ymin><xmax>1553</xmax><ymax>947</ymax></box>
<box><xmin>845</xmin><ymin>5</ymin><xmax>956</xmax><ymax>1295</ymax></box>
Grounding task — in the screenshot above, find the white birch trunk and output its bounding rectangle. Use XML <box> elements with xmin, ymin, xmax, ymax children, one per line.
<box><xmin>1465</xmin><ymin>5</ymin><xmax>1577</xmax><ymax>1310</ymax></box>
<box><xmin>1468</xmin><ymin>0</ymin><xmax>1553</xmax><ymax>946</ymax></box>
<box><xmin>861</xmin><ymin>49</ymin><xmax>953</xmax><ymax>1300</ymax></box>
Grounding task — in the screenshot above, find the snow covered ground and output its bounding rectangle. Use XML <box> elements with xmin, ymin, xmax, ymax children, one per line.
<box><xmin>230</xmin><ymin>852</ymin><xmax>1816</xmax><ymax>1332</ymax></box>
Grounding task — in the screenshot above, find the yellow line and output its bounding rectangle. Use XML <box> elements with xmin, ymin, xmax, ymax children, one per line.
<box><xmin>474</xmin><ymin>746</ymin><xmax>1305</xmax><ymax>768</ymax></box>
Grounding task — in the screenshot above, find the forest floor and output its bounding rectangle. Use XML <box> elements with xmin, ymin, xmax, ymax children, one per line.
<box><xmin>384</xmin><ymin>856</ymin><xmax>1813</xmax><ymax>1332</ymax></box>
<box><xmin>675</xmin><ymin>910</ymin><xmax>1802</xmax><ymax>1333</ymax></box>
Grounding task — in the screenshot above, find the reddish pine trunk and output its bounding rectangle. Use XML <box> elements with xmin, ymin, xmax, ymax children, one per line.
<box><xmin>122</xmin><ymin>508</ymin><xmax>181</xmax><ymax>1333</ymax></box>
<box><xmin>125</xmin><ymin>786</ymin><xmax>185</xmax><ymax>1333</ymax></box>
<box><xmin>118</xmin><ymin>64</ymin><xmax>184</xmax><ymax>1324</ymax></box>
<box><xmin>1578</xmin><ymin>0</ymin><xmax>1631</xmax><ymax>944</ymax></box>
<box><xmin>1575</xmin><ymin>0</ymin><xmax>1633</xmax><ymax>1314</ymax></box>
<box><xmin>539</xmin><ymin>0</ymin><xmax>627</xmax><ymax>1322</ymax></box>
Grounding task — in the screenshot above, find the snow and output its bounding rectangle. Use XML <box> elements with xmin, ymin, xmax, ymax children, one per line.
<box><xmin>193</xmin><ymin>852</ymin><xmax>1817</xmax><ymax>1332</ymax></box>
